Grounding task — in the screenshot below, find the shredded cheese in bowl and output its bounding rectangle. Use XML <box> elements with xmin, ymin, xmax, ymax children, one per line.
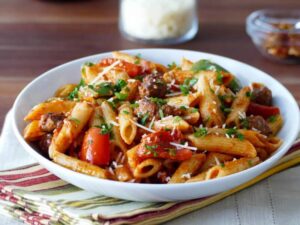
<box><xmin>119</xmin><ymin>0</ymin><xmax>198</xmax><ymax>43</ymax></box>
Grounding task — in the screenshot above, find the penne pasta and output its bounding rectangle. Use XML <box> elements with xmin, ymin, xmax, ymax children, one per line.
<box><xmin>23</xmin><ymin>120</ymin><xmax>45</xmax><ymax>141</ymax></box>
<box><xmin>133</xmin><ymin>158</ymin><xmax>162</xmax><ymax>179</ymax></box>
<box><xmin>169</xmin><ymin>154</ymin><xmax>206</xmax><ymax>183</ymax></box>
<box><xmin>24</xmin><ymin>100</ymin><xmax>76</xmax><ymax>121</ymax></box>
<box><xmin>187</xmin><ymin>134</ymin><xmax>257</xmax><ymax>158</ymax></box>
<box><xmin>153</xmin><ymin>116</ymin><xmax>190</xmax><ymax>132</ymax></box>
<box><xmin>118</xmin><ymin>103</ymin><xmax>137</xmax><ymax>145</ymax></box>
<box><xmin>200</xmin><ymin>152</ymin><xmax>234</xmax><ymax>172</ymax></box>
<box><xmin>49</xmin><ymin>102</ymin><xmax>93</xmax><ymax>158</ymax></box>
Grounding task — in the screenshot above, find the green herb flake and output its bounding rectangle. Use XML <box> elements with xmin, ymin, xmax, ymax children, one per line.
<box><xmin>114</xmin><ymin>79</ymin><xmax>127</xmax><ymax>92</ymax></box>
<box><xmin>123</xmin><ymin>110</ymin><xmax>129</xmax><ymax>115</ymax></box>
<box><xmin>130</xmin><ymin>103</ymin><xmax>139</xmax><ymax>108</ymax></box>
<box><xmin>229</xmin><ymin>79</ymin><xmax>241</xmax><ymax>93</ymax></box>
<box><xmin>159</xmin><ymin>109</ymin><xmax>164</xmax><ymax>119</ymax></box>
<box><xmin>68</xmin><ymin>79</ymin><xmax>85</xmax><ymax>100</ymax></box>
<box><xmin>69</xmin><ymin>117</ymin><xmax>80</xmax><ymax>125</ymax></box>
<box><xmin>149</xmin><ymin>97</ymin><xmax>166</xmax><ymax>106</ymax></box>
<box><xmin>226</xmin><ymin>128</ymin><xmax>244</xmax><ymax>141</ymax></box>
<box><xmin>97</xmin><ymin>123</ymin><xmax>113</xmax><ymax>135</ymax></box>
<box><xmin>216</xmin><ymin>71</ymin><xmax>224</xmax><ymax>85</ymax></box>
<box><xmin>220</xmin><ymin>162</ymin><xmax>225</xmax><ymax>168</ymax></box>
<box><xmin>115</xmin><ymin>92</ymin><xmax>128</xmax><ymax>101</ymax></box>
<box><xmin>145</xmin><ymin>144</ymin><xmax>158</xmax><ymax>157</ymax></box>
<box><xmin>167</xmin><ymin>62</ymin><xmax>177</xmax><ymax>69</ymax></box>
<box><xmin>173</xmin><ymin>116</ymin><xmax>182</xmax><ymax>123</ymax></box>
<box><xmin>240</xmin><ymin>118</ymin><xmax>249</xmax><ymax>129</ymax></box>
<box><xmin>191</xmin><ymin>59</ymin><xmax>227</xmax><ymax>73</ymax></box>
<box><xmin>245</xmin><ymin>91</ymin><xmax>253</xmax><ymax>98</ymax></box>
<box><xmin>96</xmin><ymin>82</ymin><xmax>114</xmax><ymax>96</ymax></box>
<box><xmin>134</xmin><ymin>53</ymin><xmax>142</xmax><ymax>64</ymax></box>
<box><xmin>179</xmin><ymin>105</ymin><xmax>188</xmax><ymax>110</ymax></box>
<box><xmin>180</xmin><ymin>84</ymin><xmax>189</xmax><ymax>96</ymax></box>
<box><xmin>194</xmin><ymin>127</ymin><xmax>208</xmax><ymax>137</ymax></box>
<box><xmin>141</xmin><ymin>112</ymin><xmax>149</xmax><ymax>125</ymax></box>
<box><xmin>84</xmin><ymin>62</ymin><xmax>95</xmax><ymax>67</ymax></box>
<box><xmin>191</xmin><ymin>108</ymin><xmax>198</xmax><ymax>113</ymax></box>
<box><xmin>268</xmin><ymin>115</ymin><xmax>277</xmax><ymax>123</ymax></box>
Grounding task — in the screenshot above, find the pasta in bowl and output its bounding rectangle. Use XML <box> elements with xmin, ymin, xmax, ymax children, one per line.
<box><xmin>13</xmin><ymin>49</ymin><xmax>299</xmax><ymax>201</ymax></box>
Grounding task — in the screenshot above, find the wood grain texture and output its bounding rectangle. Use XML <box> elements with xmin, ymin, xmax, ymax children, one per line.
<box><xmin>0</xmin><ymin>0</ymin><xmax>300</xmax><ymax>128</ymax></box>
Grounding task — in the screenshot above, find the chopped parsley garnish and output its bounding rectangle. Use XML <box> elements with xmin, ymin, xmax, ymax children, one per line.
<box><xmin>68</xmin><ymin>79</ymin><xmax>85</xmax><ymax>100</ymax></box>
<box><xmin>179</xmin><ymin>77</ymin><xmax>198</xmax><ymax>96</ymax></box>
<box><xmin>179</xmin><ymin>105</ymin><xmax>188</xmax><ymax>110</ymax></box>
<box><xmin>167</xmin><ymin>62</ymin><xmax>177</xmax><ymax>69</ymax></box>
<box><xmin>84</xmin><ymin>62</ymin><xmax>95</xmax><ymax>67</ymax></box>
<box><xmin>220</xmin><ymin>104</ymin><xmax>232</xmax><ymax>114</ymax></box>
<box><xmin>216</xmin><ymin>71</ymin><xmax>224</xmax><ymax>85</ymax></box>
<box><xmin>159</xmin><ymin>109</ymin><xmax>164</xmax><ymax>119</ymax></box>
<box><xmin>114</xmin><ymin>79</ymin><xmax>127</xmax><ymax>92</ymax></box>
<box><xmin>226</xmin><ymin>128</ymin><xmax>244</xmax><ymax>141</ymax></box>
<box><xmin>130</xmin><ymin>102</ymin><xmax>139</xmax><ymax>108</ymax></box>
<box><xmin>96</xmin><ymin>123</ymin><xmax>113</xmax><ymax>135</ymax></box>
<box><xmin>149</xmin><ymin>97</ymin><xmax>166</xmax><ymax>106</ymax></box>
<box><xmin>204</xmin><ymin>116</ymin><xmax>211</xmax><ymax>124</ymax></box>
<box><xmin>173</xmin><ymin>116</ymin><xmax>182</xmax><ymax>123</ymax></box>
<box><xmin>145</xmin><ymin>144</ymin><xmax>158</xmax><ymax>157</ymax></box>
<box><xmin>229</xmin><ymin>79</ymin><xmax>241</xmax><ymax>93</ymax></box>
<box><xmin>95</xmin><ymin>82</ymin><xmax>114</xmax><ymax>96</ymax></box>
<box><xmin>268</xmin><ymin>115</ymin><xmax>277</xmax><ymax>123</ymax></box>
<box><xmin>245</xmin><ymin>91</ymin><xmax>253</xmax><ymax>98</ymax></box>
<box><xmin>140</xmin><ymin>112</ymin><xmax>149</xmax><ymax>125</ymax></box>
<box><xmin>240</xmin><ymin>118</ymin><xmax>249</xmax><ymax>129</ymax></box>
<box><xmin>122</xmin><ymin>110</ymin><xmax>129</xmax><ymax>115</ymax></box>
<box><xmin>220</xmin><ymin>162</ymin><xmax>225</xmax><ymax>168</ymax></box>
<box><xmin>191</xmin><ymin>108</ymin><xmax>198</xmax><ymax>113</ymax></box>
<box><xmin>134</xmin><ymin>53</ymin><xmax>142</xmax><ymax>64</ymax></box>
<box><xmin>115</xmin><ymin>92</ymin><xmax>128</xmax><ymax>101</ymax></box>
<box><xmin>69</xmin><ymin>117</ymin><xmax>80</xmax><ymax>125</ymax></box>
<box><xmin>194</xmin><ymin>127</ymin><xmax>208</xmax><ymax>137</ymax></box>
<box><xmin>191</xmin><ymin>59</ymin><xmax>227</xmax><ymax>73</ymax></box>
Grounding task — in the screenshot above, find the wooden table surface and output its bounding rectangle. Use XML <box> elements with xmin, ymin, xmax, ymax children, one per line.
<box><xmin>0</xmin><ymin>0</ymin><xmax>299</xmax><ymax>128</ymax></box>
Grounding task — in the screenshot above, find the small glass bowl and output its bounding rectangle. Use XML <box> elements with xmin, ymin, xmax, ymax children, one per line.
<box><xmin>246</xmin><ymin>9</ymin><xmax>300</xmax><ymax>63</ymax></box>
<box><xmin>118</xmin><ymin>0</ymin><xmax>199</xmax><ymax>45</ymax></box>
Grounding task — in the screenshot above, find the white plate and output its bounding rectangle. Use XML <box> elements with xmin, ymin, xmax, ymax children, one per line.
<box><xmin>12</xmin><ymin>49</ymin><xmax>300</xmax><ymax>202</ymax></box>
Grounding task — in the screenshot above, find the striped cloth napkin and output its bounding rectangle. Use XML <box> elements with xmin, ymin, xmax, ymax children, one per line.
<box><xmin>0</xmin><ymin>141</ymin><xmax>299</xmax><ymax>225</ymax></box>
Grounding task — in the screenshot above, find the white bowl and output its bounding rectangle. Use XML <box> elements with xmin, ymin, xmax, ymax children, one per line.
<box><xmin>12</xmin><ymin>49</ymin><xmax>300</xmax><ymax>202</ymax></box>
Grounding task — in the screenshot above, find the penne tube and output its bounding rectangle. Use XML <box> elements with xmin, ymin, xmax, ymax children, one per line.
<box><xmin>166</xmin><ymin>92</ymin><xmax>201</xmax><ymax>108</ymax></box>
<box><xmin>101</xmin><ymin>101</ymin><xmax>127</xmax><ymax>153</ymax></box>
<box><xmin>163</xmin><ymin>69</ymin><xmax>194</xmax><ymax>84</ymax></box>
<box><xmin>49</xmin><ymin>102</ymin><xmax>93</xmax><ymax>158</ymax></box>
<box><xmin>225</xmin><ymin>86</ymin><xmax>251</xmax><ymax>126</ymax></box>
<box><xmin>52</xmin><ymin>150</ymin><xmax>107</xmax><ymax>179</ymax></box>
<box><xmin>153</xmin><ymin>116</ymin><xmax>190</xmax><ymax>132</ymax></box>
<box><xmin>182</xmin><ymin>108</ymin><xmax>200</xmax><ymax>124</ymax></box>
<box><xmin>200</xmin><ymin>152</ymin><xmax>234</xmax><ymax>172</ymax></box>
<box><xmin>23</xmin><ymin>120</ymin><xmax>45</xmax><ymax>141</ymax></box>
<box><xmin>126</xmin><ymin>144</ymin><xmax>140</xmax><ymax>172</ymax></box>
<box><xmin>267</xmin><ymin>114</ymin><xmax>283</xmax><ymax>136</ymax></box>
<box><xmin>204</xmin><ymin>157</ymin><xmax>260</xmax><ymax>180</ymax></box>
<box><xmin>133</xmin><ymin>158</ymin><xmax>162</xmax><ymax>179</ymax></box>
<box><xmin>82</xmin><ymin>64</ymin><xmax>102</xmax><ymax>84</ymax></box>
<box><xmin>114</xmin><ymin>165</ymin><xmax>134</xmax><ymax>182</ymax></box>
<box><xmin>196</xmin><ymin>75</ymin><xmax>224</xmax><ymax>127</ymax></box>
<box><xmin>187</xmin><ymin>134</ymin><xmax>257</xmax><ymax>158</ymax></box>
<box><xmin>169</xmin><ymin>154</ymin><xmax>206</xmax><ymax>183</ymax></box>
<box><xmin>24</xmin><ymin>100</ymin><xmax>76</xmax><ymax>121</ymax></box>
<box><xmin>89</xmin><ymin>106</ymin><xmax>105</xmax><ymax>128</ymax></box>
<box><xmin>54</xmin><ymin>84</ymin><xmax>77</xmax><ymax>98</ymax></box>
<box><xmin>118</xmin><ymin>103</ymin><xmax>137</xmax><ymax>145</ymax></box>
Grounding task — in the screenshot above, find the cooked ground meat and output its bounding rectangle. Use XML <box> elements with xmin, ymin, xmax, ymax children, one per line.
<box><xmin>248</xmin><ymin>115</ymin><xmax>272</xmax><ymax>135</ymax></box>
<box><xmin>39</xmin><ymin>133</ymin><xmax>53</xmax><ymax>156</ymax></box>
<box><xmin>134</xmin><ymin>98</ymin><xmax>158</xmax><ymax>123</ymax></box>
<box><xmin>139</xmin><ymin>73</ymin><xmax>167</xmax><ymax>98</ymax></box>
<box><xmin>252</xmin><ymin>86</ymin><xmax>272</xmax><ymax>106</ymax></box>
<box><xmin>39</xmin><ymin>113</ymin><xmax>65</xmax><ymax>132</ymax></box>
<box><xmin>161</xmin><ymin>104</ymin><xmax>185</xmax><ymax>117</ymax></box>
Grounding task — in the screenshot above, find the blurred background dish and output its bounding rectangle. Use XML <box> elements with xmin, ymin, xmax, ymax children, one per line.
<box><xmin>247</xmin><ymin>9</ymin><xmax>300</xmax><ymax>63</ymax></box>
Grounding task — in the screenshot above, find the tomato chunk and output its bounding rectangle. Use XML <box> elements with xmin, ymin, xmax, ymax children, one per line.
<box><xmin>247</xmin><ymin>102</ymin><xmax>280</xmax><ymax>119</ymax></box>
<box><xmin>137</xmin><ymin>130</ymin><xmax>193</xmax><ymax>161</ymax></box>
<box><xmin>99</xmin><ymin>58</ymin><xmax>143</xmax><ymax>77</ymax></box>
<box><xmin>80</xmin><ymin>127</ymin><xmax>110</xmax><ymax>166</ymax></box>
